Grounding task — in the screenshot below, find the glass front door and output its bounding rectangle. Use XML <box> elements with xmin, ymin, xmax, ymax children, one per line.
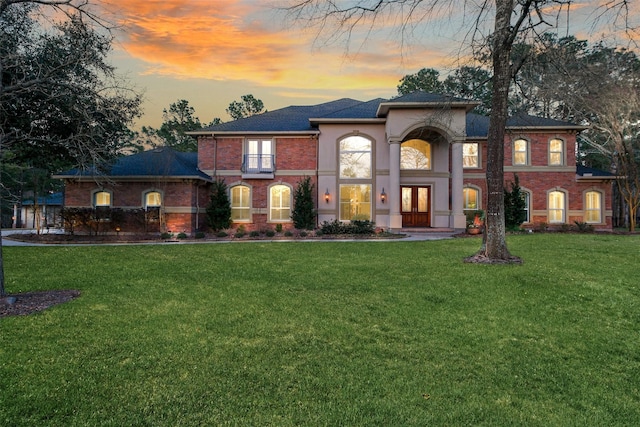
<box><xmin>401</xmin><ymin>186</ymin><xmax>431</xmax><ymax>227</ymax></box>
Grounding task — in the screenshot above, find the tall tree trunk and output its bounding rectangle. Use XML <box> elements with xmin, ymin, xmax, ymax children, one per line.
<box><xmin>468</xmin><ymin>0</ymin><xmax>520</xmax><ymax>263</ymax></box>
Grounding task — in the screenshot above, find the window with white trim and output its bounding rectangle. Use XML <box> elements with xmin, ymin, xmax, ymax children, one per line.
<box><xmin>94</xmin><ymin>191</ymin><xmax>111</xmax><ymax>221</ymax></box>
<box><xmin>270</xmin><ymin>185</ymin><xmax>291</xmax><ymax>222</ymax></box>
<box><xmin>463</xmin><ymin>143</ymin><xmax>479</xmax><ymax>168</ymax></box>
<box><xmin>585</xmin><ymin>191</ymin><xmax>602</xmax><ymax>223</ymax></box>
<box><xmin>231</xmin><ymin>185</ymin><xmax>251</xmax><ymax>221</ymax></box>
<box><xmin>463</xmin><ymin>187</ymin><xmax>479</xmax><ymax>211</ymax></box>
<box><xmin>513</xmin><ymin>139</ymin><xmax>528</xmax><ymax>166</ymax></box>
<box><xmin>245</xmin><ymin>139</ymin><xmax>274</xmax><ymax>173</ymax></box>
<box><xmin>549</xmin><ymin>138</ymin><xmax>564</xmax><ymax>166</ymax></box>
<box><xmin>145</xmin><ymin>191</ymin><xmax>162</xmax><ymax>222</ymax></box>
<box><xmin>548</xmin><ymin>191</ymin><xmax>565</xmax><ymax>223</ymax></box>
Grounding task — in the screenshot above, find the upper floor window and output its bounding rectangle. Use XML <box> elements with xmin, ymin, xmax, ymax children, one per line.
<box><xmin>513</xmin><ymin>139</ymin><xmax>528</xmax><ymax>166</ymax></box>
<box><xmin>270</xmin><ymin>184</ymin><xmax>291</xmax><ymax>222</ymax></box>
<box><xmin>244</xmin><ymin>139</ymin><xmax>274</xmax><ymax>173</ymax></box>
<box><xmin>401</xmin><ymin>139</ymin><xmax>431</xmax><ymax>170</ymax></box>
<box><xmin>548</xmin><ymin>190</ymin><xmax>566</xmax><ymax>223</ymax></box>
<box><xmin>340</xmin><ymin>136</ymin><xmax>371</xmax><ymax>179</ymax></box>
<box><xmin>585</xmin><ymin>191</ymin><xmax>602</xmax><ymax>223</ymax></box>
<box><xmin>463</xmin><ymin>143</ymin><xmax>479</xmax><ymax>168</ymax></box>
<box><xmin>231</xmin><ymin>185</ymin><xmax>251</xmax><ymax>221</ymax></box>
<box><xmin>463</xmin><ymin>187</ymin><xmax>479</xmax><ymax>211</ymax></box>
<box><xmin>549</xmin><ymin>138</ymin><xmax>564</xmax><ymax>166</ymax></box>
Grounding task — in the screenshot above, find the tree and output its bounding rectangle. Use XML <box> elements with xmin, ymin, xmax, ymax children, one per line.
<box><xmin>443</xmin><ymin>66</ymin><xmax>493</xmax><ymax>115</ymax></box>
<box><xmin>504</xmin><ymin>175</ymin><xmax>527</xmax><ymax>230</ymax></box>
<box><xmin>226</xmin><ymin>94</ymin><xmax>265</xmax><ymax>120</ymax></box>
<box><xmin>206</xmin><ymin>180</ymin><xmax>232</xmax><ymax>232</ymax></box>
<box><xmin>0</xmin><ymin>1</ymin><xmax>142</xmax><ymax>296</ymax></box>
<box><xmin>292</xmin><ymin>176</ymin><xmax>316</xmax><ymax>230</ymax></box>
<box><xmin>284</xmin><ymin>0</ymin><xmax>634</xmax><ymax>263</ymax></box>
<box><xmin>397</xmin><ymin>68</ymin><xmax>443</xmax><ymax>95</ymax></box>
<box><xmin>142</xmin><ymin>100</ymin><xmax>202</xmax><ymax>152</ymax></box>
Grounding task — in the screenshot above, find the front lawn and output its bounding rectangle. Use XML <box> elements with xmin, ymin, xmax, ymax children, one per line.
<box><xmin>1</xmin><ymin>234</ymin><xmax>639</xmax><ymax>425</ymax></box>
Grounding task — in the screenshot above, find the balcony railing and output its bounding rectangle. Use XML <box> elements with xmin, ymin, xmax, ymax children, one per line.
<box><xmin>242</xmin><ymin>154</ymin><xmax>275</xmax><ymax>174</ymax></box>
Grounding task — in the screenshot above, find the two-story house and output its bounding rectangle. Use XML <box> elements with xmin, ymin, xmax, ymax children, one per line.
<box><xmin>55</xmin><ymin>92</ymin><xmax>614</xmax><ymax>234</ymax></box>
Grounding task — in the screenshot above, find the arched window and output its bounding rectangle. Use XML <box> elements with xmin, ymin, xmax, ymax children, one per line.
<box><xmin>549</xmin><ymin>138</ymin><xmax>564</xmax><ymax>166</ymax></box>
<box><xmin>585</xmin><ymin>191</ymin><xmax>602</xmax><ymax>223</ymax></box>
<box><xmin>231</xmin><ymin>185</ymin><xmax>251</xmax><ymax>221</ymax></box>
<box><xmin>339</xmin><ymin>136</ymin><xmax>372</xmax><ymax>178</ymax></box>
<box><xmin>270</xmin><ymin>184</ymin><xmax>291</xmax><ymax>222</ymax></box>
<box><xmin>548</xmin><ymin>190</ymin><xmax>566</xmax><ymax>223</ymax></box>
<box><xmin>513</xmin><ymin>139</ymin><xmax>529</xmax><ymax>165</ymax></box>
<box><xmin>463</xmin><ymin>187</ymin><xmax>479</xmax><ymax>211</ymax></box>
<box><xmin>145</xmin><ymin>191</ymin><xmax>162</xmax><ymax>208</ymax></box>
<box><xmin>401</xmin><ymin>139</ymin><xmax>431</xmax><ymax>170</ymax></box>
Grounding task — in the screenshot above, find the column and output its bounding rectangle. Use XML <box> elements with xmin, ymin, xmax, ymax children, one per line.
<box><xmin>450</xmin><ymin>138</ymin><xmax>466</xmax><ymax>229</ymax></box>
<box><xmin>389</xmin><ymin>138</ymin><xmax>402</xmax><ymax>229</ymax></box>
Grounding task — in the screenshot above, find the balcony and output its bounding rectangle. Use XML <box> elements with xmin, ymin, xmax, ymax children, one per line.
<box><xmin>242</xmin><ymin>154</ymin><xmax>275</xmax><ymax>179</ymax></box>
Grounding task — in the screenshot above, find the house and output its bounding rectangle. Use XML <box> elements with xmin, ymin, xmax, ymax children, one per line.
<box><xmin>54</xmin><ymin>91</ymin><xmax>614</xmax><ymax>234</ymax></box>
<box><xmin>19</xmin><ymin>192</ymin><xmax>63</xmax><ymax>229</ymax></box>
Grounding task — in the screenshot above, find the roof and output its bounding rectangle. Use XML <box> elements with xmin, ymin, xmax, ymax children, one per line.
<box><xmin>188</xmin><ymin>92</ymin><xmax>585</xmax><ymax>137</ymax></box>
<box><xmin>53</xmin><ymin>147</ymin><xmax>211</xmax><ymax>181</ymax></box>
<box><xmin>22</xmin><ymin>192</ymin><xmax>63</xmax><ymax>206</ymax></box>
<box><xmin>577</xmin><ymin>165</ymin><xmax>617</xmax><ymax>180</ymax></box>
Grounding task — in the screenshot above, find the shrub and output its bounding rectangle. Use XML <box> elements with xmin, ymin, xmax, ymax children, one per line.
<box><xmin>320</xmin><ymin>219</ymin><xmax>376</xmax><ymax>235</ymax></box>
<box><xmin>574</xmin><ymin>221</ymin><xmax>594</xmax><ymax>233</ymax></box>
<box><xmin>292</xmin><ymin>176</ymin><xmax>317</xmax><ymax>230</ymax></box>
<box><xmin>160</xmin><ymin>232</ymin><xmax>173</xmax><ymax>240</ymax></box>
<box><xmin>206</xmin><ymin>180</ymin><xmax>232</xmax><ymax>232</ymax></box>
<box><xmin>177</xmin><ymin>232</ymin><xmax>188</xmax><ymax>239</ymax></box>
<box><xmin>234</xmin><ymin>225</ymin><xmax>246</xmax><ymax>238</ymax></box>
<box><xmin>504</xmin><ymin>175</ymin><xmax>527</xmax><ymax>230</ymax></box>
<box><xmin>275</xmin><ymin>224</ymin><xmax>283</xmax><ymax>233</ymax></box>
<box><xmin>249</xmin><ymin>230</ymin><xmax>260</xmax><ymax>237</ymax></box>
<box><xmin>265</xmin><ymin>229</ymin><xmax>275</xmax><ymax>237</ymax></box>
<box><xmin>299</xmin><ymin>230</ymin><xmax>308</xmax><ymax>237</ymax></box>
<box><xmin>284</xmin><ymin>230</ymin><xmax>293</xmax><ymax>237</ymax></box>
<box><xmin>195</xmin><ymin>231</ymin><xmax>206</xmax><ymax>239</ymax></box>
<box><xmin>216</xmin><ymin>231</ymin><xmax>228</xmax><ymax>238</ymax></box>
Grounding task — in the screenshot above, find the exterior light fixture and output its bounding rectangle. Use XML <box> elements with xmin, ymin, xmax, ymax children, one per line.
<box><xmin>324</xmin><ymin>189</ymin><xmax>330</xmax><ymax>203</ymax></box>
<box><xmin>381</xmin><ymin>188</ymin><xmax>386</xmax><ymax>204</ymax></box>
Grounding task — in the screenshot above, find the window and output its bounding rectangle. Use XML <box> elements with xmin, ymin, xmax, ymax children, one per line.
<box><xmin>513</xmin><ymin>139</ymin><xmax>528</xmax><ymax>166</ymax></box>
<box><xmin>585</xmin><ymin>191</ymin><xmax>602</xmax><ymax>223</ymax></box>
<box><xmin>339</xmin><ymin>184</ymin><xmax>371</xmax><ymax>221</ymax></box>
<box><xmin>401</xmin><ymin>139</ymin><xmax>431</xmax><ymax>170</ymax></box>
<box><xmin>340</xmin><ymin>136</ymin><xmax>371</xmax><ymax>178</ymax></box>
<box><xmin>463</xmin><ymin>143</ymin><xmax>479</xmax><ymax>168</ymax></box>
<box><xmin>145</xmin><ymin>191</ymin><xmax>162</xmax><ymax>208</ymax></box>
<box><xmin>523</xmin><ymin>191</ymin><xmax>531</xmax><ymax>223</ymax></box>
<box><xmin>145</xmin><ymin>191</ymin><xmax>162</xmax><ymax>222</ymax></box>
<box><xmin>94</xmin><ymin>191</ymin><xmax>111</xmax><ymax>221</ymax></box>
<box><xmin>548</xmin><ymin>191</ymin><xmax>565</xmax><ymax>223</ymax></box>
<box><xmin>463</xmin><ymin>187</ymin><xmax>479</xmax><ymax>211</ymax></box>
<box><xmin>244</xmin><ymin>139</ymin><xmax>273</xmax><ymax>173</ymax></box>
<box><xmin>231</xmin><ymin>185</ymin><xmax>251</xmax><ymax>221</ymax></box>
<box><xmin>549</xmin><ymin>138</ymin><xmax>564</xmax><ymax>166</ymax></box>
<box><xmin>270</xmin><ymin>185</ymin><xmax>291</xmax><ymax>222</ymax></box>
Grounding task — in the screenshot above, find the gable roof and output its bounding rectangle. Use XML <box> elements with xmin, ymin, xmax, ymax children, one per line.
<box><xmin>53</xmin><ymin>147</ymin><xmax>211</xmax><ymax>181</ymax></box>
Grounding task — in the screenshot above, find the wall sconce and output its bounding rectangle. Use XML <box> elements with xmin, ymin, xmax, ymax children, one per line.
<box><xmin>380</xmin><ymin>188</ymin><xmax>386</xmax><ymax>204</ymax></box>
<box><xmin>324</xmin><ymin>188</ymin><xmax>330</xmax><ymax>203</ymax></box>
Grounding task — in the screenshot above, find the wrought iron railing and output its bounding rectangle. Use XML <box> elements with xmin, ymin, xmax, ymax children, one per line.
<box><xmin>242</xmin><ymin>154</ymin><xmax>275</xmax><ymax>174</ymax></box>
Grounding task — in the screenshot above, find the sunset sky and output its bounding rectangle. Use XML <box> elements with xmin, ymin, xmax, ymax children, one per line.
<box><xmin>100</xmin><ymin>0</ymin><xmax>639</xmax><ymax>129</ymax></box>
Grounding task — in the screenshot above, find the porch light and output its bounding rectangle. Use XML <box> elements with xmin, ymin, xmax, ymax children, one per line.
<box><xmin>380</xmin><ymin>188</ymin><xmax>386</xmax><ymax>204</ymax></box>
<box><xmin>324</xmin><ymin>189</ymin><xmax>330</xmax><ymax>203</ymax></box>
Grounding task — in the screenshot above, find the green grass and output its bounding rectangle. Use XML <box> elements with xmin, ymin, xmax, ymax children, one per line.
<box><xmin>1</xmin><ymin>234</ymin><xmax>639</xmax><ymax>426</ymax></box>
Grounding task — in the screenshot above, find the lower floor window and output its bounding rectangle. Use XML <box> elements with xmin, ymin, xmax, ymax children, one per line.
<box><xmin>585</xmin><ymin>191</ymin><xmax>602</xmax><ymax>223</ymax></box>
<box><xmin>548</xmin><ymin>191</ymin><xmax>565</xmax><ymax>223</ymax></box>
<box><xmin>231</xmin><ymin>185</ymin><xmax>251</xmax><ymax>221</ymax></box>
<box><xmin>270</xmin><ymin>185</ymin><xmax>291</xmax><ymax>221</ymax></box>
<box><xmin>463</xmin><ymin>187</ymin><xmax>479</xmax><ymax>211</ymax></box>
<box><xmin>339</xmin><ymin>184</ymin><xmax>371</xmax><ymax>221</ymax></box>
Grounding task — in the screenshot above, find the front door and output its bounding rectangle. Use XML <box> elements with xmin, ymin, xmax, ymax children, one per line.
<box><xmin>401</xmin><ymin>186</ymin><xmax>431</xmax><ymax>227</ymax></box>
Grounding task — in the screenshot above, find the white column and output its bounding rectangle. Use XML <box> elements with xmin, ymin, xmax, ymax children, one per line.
<box><xmin>451</xmin><ymin>138</ymin><xmax>466</xmax><ymax>229</ymax></box>
<box><xmin>389</xmin><ymin>138</ymin><xmax>402</xmax><ymax>229</ymax></box>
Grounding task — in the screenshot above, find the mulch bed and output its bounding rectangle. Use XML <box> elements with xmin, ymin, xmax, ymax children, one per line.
<box><xmin>0</xmin><ymin>290</ymin><xmax>80</xmax><ymax>318</ymax></box>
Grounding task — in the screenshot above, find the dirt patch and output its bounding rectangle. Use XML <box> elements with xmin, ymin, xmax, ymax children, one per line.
<box><xmin>1</xmin><ymin>290</ymin><xmax>80</xmax><ymax>318</ymax></box>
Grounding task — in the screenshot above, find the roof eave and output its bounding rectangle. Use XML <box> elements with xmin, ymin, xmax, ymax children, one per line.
<box><xmin>53</xmin><ymin>175</ymin><xmax>212</xmax><ymax>182</ymax></box>
<box><xmin>507</xmin><ymin>125</ymin><xmax>588</xmax><ymax>132</ymax></box>
<box><xmin>187</xmin><ymin>130</ymin><xmax>320</xmax><ymax>137</ymax></box>
<box><xmin>309</xmin><ymin>118</ymin><xmax>386</xmax><ymax>125</ymax></box>
<box><xmin>376</xmin><ymin>101</ymin><xmax>480</xmax><ymax>117</ymax></box>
